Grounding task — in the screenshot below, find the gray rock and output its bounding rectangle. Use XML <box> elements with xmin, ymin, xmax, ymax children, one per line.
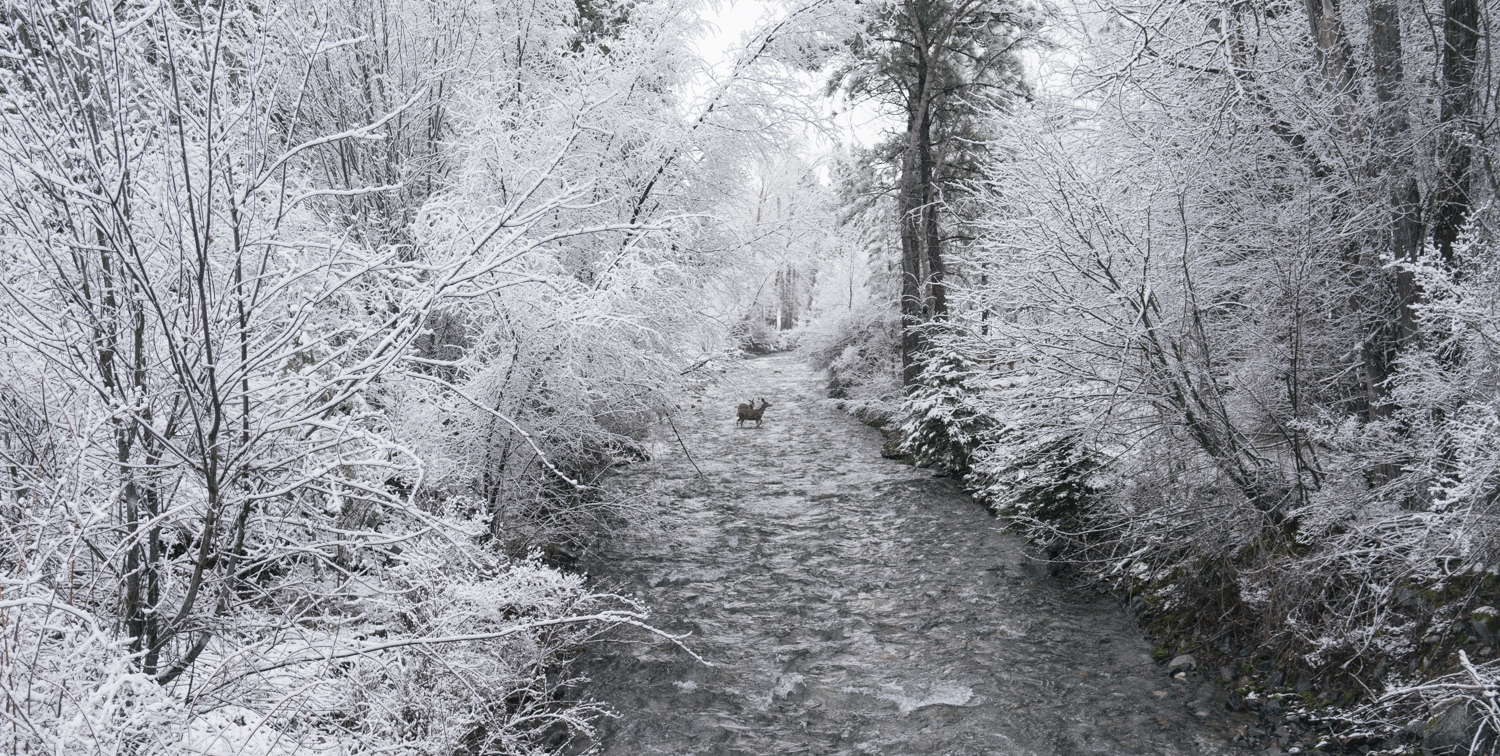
<box><xmin>1473</xmin><ymin>607</ymin><xmax>1498</xmax><ymax>646</ymax></box>
<box><xmin>1473</xmin><ymin>618</ymin><xmax>1493</xmax><ymax>646</ymax></box>
<box><xmin>1395</xmin><ymin>584</ymin><xmax>1428</xmax><ymax>610</ymax></box>
<box><xmin>1423</xmin><ymin>702</ymin><xmax>1496</xmax><ymax>756</ymax></box>
<box><xmin>772</xmin><ymin>673</ymin><xmax>808</xmax><ymax>704</ymax></box>
<box><xmin>1220</xmin><ymin>665</ymin><xmax>1237</xmax><ymax>683</ymax></box>
<box><xmin>1168</xmin><ymin>654</ymin><xmax>1198</xmax><ymax>672</ymax></box>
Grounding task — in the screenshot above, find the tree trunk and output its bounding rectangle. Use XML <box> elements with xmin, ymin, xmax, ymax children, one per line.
<box><xmin>1303</xmin><ymin>0</ymin><xmax>1355</xmax><ymax>94</ymax></box>
<box><xmin>898</xmin><ymin>2</ymin><xmax>932</xmax><ymax>388</ymax></box>
<box><xmin>1432</xmin><ymin>0</ymin><xmax>1480</xmax><ymax>263</ymax></box>
<box><xmin>1363</xmin><ymin>0</ymin><xmax>1421</xmax><ymax>434</ymax></box>
<box><xmin>900</xmin><ymin>139</ymin><xmax>926</xmax><ymax>388</ymax></box>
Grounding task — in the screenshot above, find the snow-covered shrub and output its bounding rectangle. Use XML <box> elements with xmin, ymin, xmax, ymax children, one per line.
<box><xmin>894</xmin><ymin>335</ymin><xmax>1104</xmax><ymax>530</ymax></box>
<box><xmin>801</xmin><ymin>301</ymin><xmax>903</xmax><ymax>421</ymax></box>
<box><xmin>898</xmin><ymin>346</ymin><xmax>1000</xmax><ymax>475</ymax></box>
<box><xmin>1382</xmin><ymin>240</ymin><xmax>1500</xmax><ymax>519</ymax></box>
<box><xmin>265</xmin><ymin>533</ymin><xmax>625</xmax><ymax>755</ymax></box>
<box><xmin>736</xmin><ymin>319</ymin><xmax>801</xmax><ymax>354</ymax></box>
<box><xmin>0</xmin><ymin>0</ymin><xmax>721</xmax><ymax>751</ymax></box>
<box><xmin>1248</xmin><ymin>239</ymin><xmax>1500</xmax><ymax>678</ymax></box>
<box><xmin>1380</xmin><ymin>651</ymin><xmax>1500</xmax><ymax>755</ymax></box>
<box><xmin>1</xmin><ymin>491</ymin><xmax>634</xmax><ymax>755</ymax></box>
<box><xmin>971</xmin><ymin>429</ymin><xmax>1102</xmax><ymax>529</ymax></box>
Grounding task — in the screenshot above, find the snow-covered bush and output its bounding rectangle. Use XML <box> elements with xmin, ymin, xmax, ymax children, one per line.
<box><xmin>736</xmin><ymin>319</ymin><xmax>801</xmax><ymax>354</ymax></box>
<box><xmin>1252</xmin><ymin>240</ymin><xmax>1500</xmax><ymax>678</ymax></box>
<box><xmin>1381</xmin><ymin>241</ymin><xmax>1500</xmax><ymax>519</ymax></box>
<box><xmin>801</xmin><ymin>300</ymin><xmax>904</xmax><ymax>421</ymax></box>
<box><xmin>0</xmin><ymin>0</ymin><xmax>731</xmax><ymax>751</ymax></box>
<box><xmin>1</xmin><ymin>499</ymin><xmax>636</xmax><ymax>755</ymax></box>
<box><xmin>897</xmin><ymin>345</ymin><xmax>999</xmax><ymax>476</ymax></box>
<box><xmin>890</xmin><ymin>0</ymin><xmax>1500</xmax><ymax>701</ymax></box>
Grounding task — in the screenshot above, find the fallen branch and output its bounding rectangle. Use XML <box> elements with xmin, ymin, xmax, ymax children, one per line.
<box><xmin>227</xmin><ymin>610</ymin><xmax>712</xmax><ymax>685</ymax></box>
<box><xmin>667</xmin><ymin>415</ymin><xmax>704</xmax><ymax>479</ymax></box>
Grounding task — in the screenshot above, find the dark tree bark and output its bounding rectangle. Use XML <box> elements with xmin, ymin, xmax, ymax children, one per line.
<box><xmin>849</xmin><ymin>0</ymin><xmax>1030</xmax><ymax>388</ymax></box>
<box><xmin>1368</xmin><ymin>0</ymin><xmax>1422</xmax><ymax>420</ymax></box>
<box><xmin>898</xmin><ymin>13</ymin><xmax>934</xmax><ymax>388</ymax></box>
<box><xmin>1432</xmin><ymin>0</ymin><xmax>1481</xmax><ymax>263</ymax></box>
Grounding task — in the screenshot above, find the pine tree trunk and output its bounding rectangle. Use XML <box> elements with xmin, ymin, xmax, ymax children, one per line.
<box><xmin>1432</xmin><ymin>0</ymin><xmax>1480</xmax><ymax>263</ymax></box>
<box><xmin>1364</xmin><ymin>0</ymin><xmax>1420</xmax><ymax>433</ymax></box>
<box><xmin>898</xmin><ymin>4</ymin><xmax>931</xmax><ymax>388</ymax></box>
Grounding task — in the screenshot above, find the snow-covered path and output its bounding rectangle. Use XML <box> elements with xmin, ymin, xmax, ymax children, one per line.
<box><xmin>575</xmin><ymin>353</ymin><xmax>1246</xmax><ymax>755</ymax></box>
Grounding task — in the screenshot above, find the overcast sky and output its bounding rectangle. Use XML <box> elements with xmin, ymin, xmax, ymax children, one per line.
<box><xmin>690</xmin><ymin>0</ymin><xmax>895</xmax><ymax>158</ymax></box>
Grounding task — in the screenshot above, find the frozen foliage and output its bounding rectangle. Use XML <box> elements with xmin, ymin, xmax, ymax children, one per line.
<box><xmin>852</xmin><ymin>0</ymin><xmax>1500</xmax><ymax>720</ymax></box>
<box><xmin>1382</xmin><ymin>242</ymin><xmax>1500</xmax><ymax>515</ymax></box>
<box><xmin>1381</xmin><ymin>651</ymin><xmax>1500</xmax><ymax>755</ymax></box>
<box><xmin>0</xmin><ymin>0</ymin><xmax>767</xmax><ymax>750</ymax></box>
<box><xmin>896</xmin><ymin>350</ymin><xmax>998</xmax><ymax>477</ymax></box>
<box><xmin>4</xmin><ymin>508</ymin><xmax>634</xmax><ymax>754</ymax></box>
<box><xmin>801</xmin><ymin>299</ymin><xmax>904</xmax><ymax>421</ymax></box>
<box><xmin>800</xmin><ymin>157</ymin><xmax>905</xmax><ymax>422</ymax></box>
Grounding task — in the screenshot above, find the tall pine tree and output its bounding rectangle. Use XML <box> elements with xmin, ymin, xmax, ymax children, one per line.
<box><xmin>831</xmin><ymin>0</ymin><xmax>1036</xmax><ymax>386</ymax></box>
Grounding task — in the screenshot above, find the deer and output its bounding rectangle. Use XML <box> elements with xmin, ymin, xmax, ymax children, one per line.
<box><xmin>736</xmin><ymin>398</ymin><xmax>770</xmax><ymax>427</ymax></box>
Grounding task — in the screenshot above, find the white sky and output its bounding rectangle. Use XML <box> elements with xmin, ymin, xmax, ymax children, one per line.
<box><xmin>688</xmin><ymin>0</ymin><xmax>897</xmax><ymax>158</ymax></box>
<box><xmin>687</xmin><ymin>0</ymin><xmax>1092</xmax><ymax>148</ymax></box>
<box><xmin>689</xmin><ymin>0</ymin><xmax>764</xmax><ymax>63</ymax></box>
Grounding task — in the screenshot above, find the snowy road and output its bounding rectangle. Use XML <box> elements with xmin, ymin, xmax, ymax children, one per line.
<box><xmin>575</xmin><ymin>353</ymin><xmax>1246</xmax><ymax>755</ymax></box>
